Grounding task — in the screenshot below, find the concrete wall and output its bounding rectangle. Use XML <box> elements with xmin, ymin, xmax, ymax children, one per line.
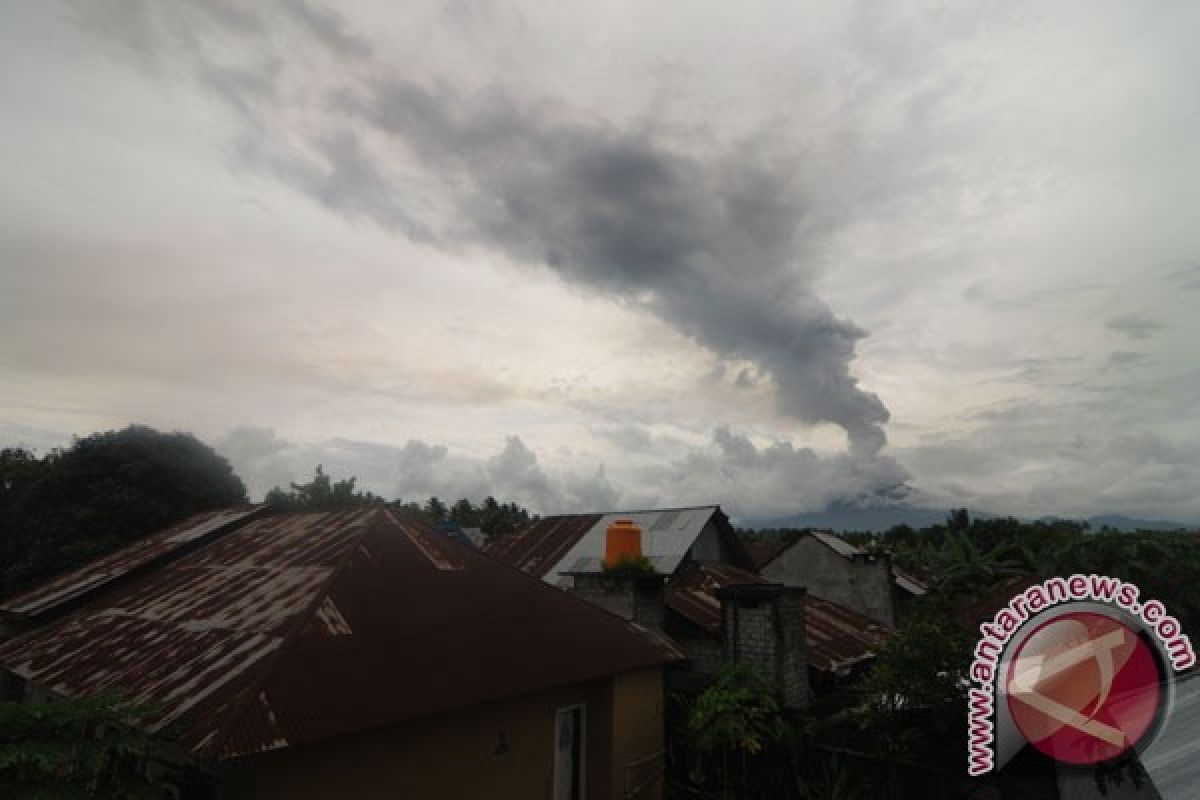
<box><xmin>571</xmin><ymin>573</ymin><xmax>665</xmax><ymax>631</ymax></box>
<box><xmin>219</xmin><ymin>668</ymin><xmax>664</xmax><ymax>800</ymax></box>
<box><xmin>690</xmin><ymin>521</ymin><xmax>723</xmax><ymax>561</ymax></box>
<box><xmin>761</xmin><ymin>536</ymin><xmax>895</xmax><ymax>627</ymax></box>
<box><xmin>718</xmin><ymin>586</ymin><xmax>810</xmax><ymax>710</ymax></box>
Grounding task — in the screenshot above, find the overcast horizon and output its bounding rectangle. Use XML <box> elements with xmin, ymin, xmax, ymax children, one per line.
<box><xmin>2</xmin><ymin>2</ymin><xmax>1198</xmax><ymax>522</ymax></box>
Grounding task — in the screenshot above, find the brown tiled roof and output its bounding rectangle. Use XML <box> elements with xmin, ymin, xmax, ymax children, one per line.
<box><xmin>664</xmin><ymin>562</ymin><xmax>887</xmax><ymax>673</ymax></box>
<box><xmin>0</xmin><ymin>508</ymin><xmax>679</xmax><ymax>760</ymax></box>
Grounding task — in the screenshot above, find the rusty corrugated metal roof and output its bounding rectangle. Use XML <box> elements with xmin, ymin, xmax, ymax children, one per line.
<box><xmin>0</xmin><ymin>507</ymin><xmax>265</xmax><ymax>620</ymax></box>
<box><xmin>0</xmin><ymin>507</ymin><xmax>679</xmax><ymax>761</ymax></box>
<box><xmin>486</xmin><ymin>513</ymin><xmax>603</xmax><ymax>577</ymax></box>
<box><xmin>664</xmin><ymin>562</ymin><xmax>887</xmax><ymax>673</ymax></box>
<box><xmin>803</xmin><ymin>595</ymin><xmax>888</xmax><ymax>673</ymax></box>
<box><xmin>665</xmin><ymin>562</ymin><xmax>763</xmax><ymax>633</ymax></box>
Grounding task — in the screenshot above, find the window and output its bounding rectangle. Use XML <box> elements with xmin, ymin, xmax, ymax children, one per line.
<box><xmin>553</xmin><ymin>704</ymin><xmax>585</xmax><ymax>800</ymax></box>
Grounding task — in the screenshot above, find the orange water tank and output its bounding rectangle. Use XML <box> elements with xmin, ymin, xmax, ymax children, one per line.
<box><xmin>604</xmin><ymin>519</ymin><xmax>643</xmax><ymax>567</ymax></box>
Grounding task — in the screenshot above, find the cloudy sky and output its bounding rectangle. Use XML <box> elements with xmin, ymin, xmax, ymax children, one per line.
<box><xmin>2</xmin><ymin>1</ymin><xmax>1198</xmax><ymax>521</ymax></box>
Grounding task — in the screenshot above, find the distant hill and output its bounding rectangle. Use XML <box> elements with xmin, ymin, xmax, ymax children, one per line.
<box><xmin>743</xmin><ymin>503</ymin><xmax>1197</xmax><ymax>534</ymax></box>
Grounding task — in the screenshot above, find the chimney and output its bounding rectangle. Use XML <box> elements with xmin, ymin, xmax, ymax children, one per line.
<box><xmin>716</xmin><ymin>582</ymin><xmax>810</xmax><ymax>710</ymax></box>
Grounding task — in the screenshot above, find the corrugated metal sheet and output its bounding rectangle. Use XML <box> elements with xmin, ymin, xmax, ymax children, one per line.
<box><xmin>803</xmin><ymin>595</ymin><xmax>888</xmax><ymax>673</ymax></box>
<box><xmin>0</xmin><ymin>507</ymin><xmax>680</xmax><ymax>761</ymax></box>
<box><xmin>665</xmin><ymin>563</ymin><xmax>763</xmax><ymax>632</ymax></box>
<box><xmin>892</xmin><ymin>568</ymin><xmax>927</xmax><ymax>596</ymax></box>
<box><xmin>664</xmin><ymin>562</ymin><xmax>887</xmax><ymax>674</ymax></box>
<box><xmin>491</xmin><ymin>506</ymin><xmax>723</xmax><ymax>586</ymax></box>
<box><xmin>0</xmin><ymin>507</ymin><xmax>265</xmax><ymax>619</ymax></box>
<box><xmin>811</xmin><ymin>531</ymin><xmax>864</xmax><ymax>559</ymax></box>
<box><xmin>0</xmin><ymin>509</ymin><xmax>369</xmax><ymax>755</ymax></box>
<box><xmin>485</xmin><ymin>514</ymin><xmax>602</xmax><ymax>577</ymax></box>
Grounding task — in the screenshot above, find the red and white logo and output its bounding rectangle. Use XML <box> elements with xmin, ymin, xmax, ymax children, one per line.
<box><xmin>1006</xmin><ymin>611</ymin><xmax>1163</xmax><ymax>765</ymax></box>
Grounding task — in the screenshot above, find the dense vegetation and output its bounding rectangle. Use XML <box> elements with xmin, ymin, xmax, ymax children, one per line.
<box><xmin>674</xmin><ymin>512</ymin><xmax>1200</xmax><ymax>798</ymax></box>
<box><xmin>0</xmin><ymin>426</ymin><xmax>247</xmax><ymax>600</ymax></box>
<box><xmin>0</xmin><ymin>693</ymin><xmax>208</xmax><ymax>799</ymax></box>
<box><xmin>265</xmin><ymin>465</ymin><xmax>537</xmax><ymax>539</ymax></box>
<box><xmin>1</xmin><ymin>430</ymin><xmax>540</xmax><ymax>602</ymax></box>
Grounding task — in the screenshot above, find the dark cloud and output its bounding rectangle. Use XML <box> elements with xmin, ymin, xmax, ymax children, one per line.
<box><xmin>76</xmin><ymin>3</ymin><xmax>891</xmax><ymax>458</ymax></box>
<box><xmin>281</xmin><ymin>0</ymin><xmax>372</xmax><ymax>60</ymax></box>
<box><xmin>1107</xmin><ymin>313</ymin><xmax>1166</xmax><ymax>340</ymax></box>
<box><xmin>334</xmin><ymin>80</ymin><xmax>889</xmax><ymax>454</ymax></box>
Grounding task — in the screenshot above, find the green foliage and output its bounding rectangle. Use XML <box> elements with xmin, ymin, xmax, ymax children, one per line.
<box><xmin>0</xmin><ymin>427</ymin><xmax>247</xmax><ymax>600</ymax></box>
<box><xmin>264</xmin><ymin>465</ymin><xmax>383</xmax><ymax>512</ymax></box>
<box><xmin>687</xmin><ymin>663</ymin><xmax>783</xmax><ymax>756</ymax></box>
<box><xmin>855</xmin><ymin>604</ymin><xmax>972</xmax><ymax>762</ymax></box>
<box><xmin>676</xmin><ymin>663</ymin><xmax>788</xmax><ymax>799</ymax></box>
<box><xmin>0</xmin><ymin>693</ymin><xmax>205</xmax><ymax>799</ymax></box>
<box><xmin>435</xmin><ymin>495</ymin><xmax>535</xmax><ymax>540</ymax></box>
<box><xmin>424</xmin><ymin>496</ymin><xmax>448</xmax><ymax>523</ymax></box>
<box><xmin>601</xmin><ymin>554</ymin><xmax>656</xmax><ymax>575</ymax></box>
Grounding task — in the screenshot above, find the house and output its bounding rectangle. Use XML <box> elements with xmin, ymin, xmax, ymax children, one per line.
<box><xmin>0</xmin><ymin>507</ymin><xmax>680</xmax><ymax>799</ymax></box>
<box><xmin>752</xmin><ymin>531</ymin><xmax>926</xmax><ymax>628</ymax></box>
<box><xmin>664</xmin><ymin>562</ymin><xmax>888</xmax><ymax>695</ymax></box>
<box><xmin>486</xmin><ymin>505</ymin><xmax>756</xmax><ymax>588</ymax></box>
<box><xmin>489</xmin><ymin>507</ymin><xmax>890</xmax><ymax>708</ymax></box>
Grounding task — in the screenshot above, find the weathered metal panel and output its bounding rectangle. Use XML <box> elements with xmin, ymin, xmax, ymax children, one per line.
<box><xmin>0</xmin><ymin>508</ymin><xmax>370</xmax><ymax>755</ymax></box>
<box><xmin>664</xmin><ymin>562</ymin><xmax>887</xmax><ymax>673</ymax></box>
<box><xmin>0</xmin><ymin>507</ymin><xmax>264</xmax><ymax>618</ymax></box>
<box><xmin>1</xmin><ymin>507</ymin><xmax>681</xmax><ymax>762</ymax></box>
<box><xmin>811</xmin><ymin>531</ymin><xmax>863</xmax><ymax>559</ymax></box>
<box><xmin>536</xmin><ymin>507</ymin><xmax>721</xmax><ymax>586</ymax></box>
<box><xmin>802</xmin><ymin>595</ymin><xmax>887</xmax><ymax>673</ymax></box>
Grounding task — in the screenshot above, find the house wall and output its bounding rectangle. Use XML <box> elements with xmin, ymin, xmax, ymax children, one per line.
<box><xmin>219</xmin><ymin>668</ymin><xmax>664</xmax><ymax>800</ymax></box>
<box><xmin>761</xmin><ymin>537</ymin><xmax>895</xmax><ymax>627</ymax></box>
<box><xmin>689</xmin><ymin>521</ymin><xmax>723</xmax><ymax>561</ymax></box>
<box><xmin>610</xmin><ymin>667</ymin><xmax>665</xmax><ymax>799</ymax></box>
<box><xmin>719</xmin><ymin>587</ymin><xmax>810</xmax><ymax>710</ymax></box>
<box><xmin>572</xmin><ymin>574</ymin><xmax>665</xmax><ymax>632</ymax></box>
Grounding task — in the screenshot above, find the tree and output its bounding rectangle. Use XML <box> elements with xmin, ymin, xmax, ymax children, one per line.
<box><xmin>449</xmin><ymin>497</ymin><xmax>477</xmax><ymax>526</ymax></box>
<box><xmin>677</xmin><ymin>663</ymin><xmax>789</xmax><ymax>799</ymax></box>
<box><xmin>478</xmin><ymin>496</ymin><xmax>534</xmax><ymax>539</ymax></box>
<box><xmin>424</xmin><ymin>496</ymin><xmax>448</xmax><ymax>523</ymax></box>
<box><xmin>264</xmin><ymin>465</ymin><xmax>382</xmax><ymax>512</ymax></box>
<box><xmin>0</xmin><ymin>426</ymin><xmax>247</xmax><ymax>599</ymax></box>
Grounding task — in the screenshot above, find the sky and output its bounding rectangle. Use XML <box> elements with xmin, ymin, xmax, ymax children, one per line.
<box><xmin>2</xmin><ymin>1</ymin><xmax>1198</xmax><ymax>522</ymax></box>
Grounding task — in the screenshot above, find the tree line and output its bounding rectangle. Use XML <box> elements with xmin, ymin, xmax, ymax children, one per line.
<box><xmin>0</xmin><ymin>426</ymin><xmax>536</xmax><ymax>601</ymax></box>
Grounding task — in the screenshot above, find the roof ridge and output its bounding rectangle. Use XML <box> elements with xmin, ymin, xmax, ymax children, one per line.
<box><xmin>540</xmin><ymin>504</ymin><xmax>720</xmax><ymax>517</ymax></box>
<box><xmin>201</xmin><ymin>507</ymin><xmax>382</xmax><ymax>759</ymax></box>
